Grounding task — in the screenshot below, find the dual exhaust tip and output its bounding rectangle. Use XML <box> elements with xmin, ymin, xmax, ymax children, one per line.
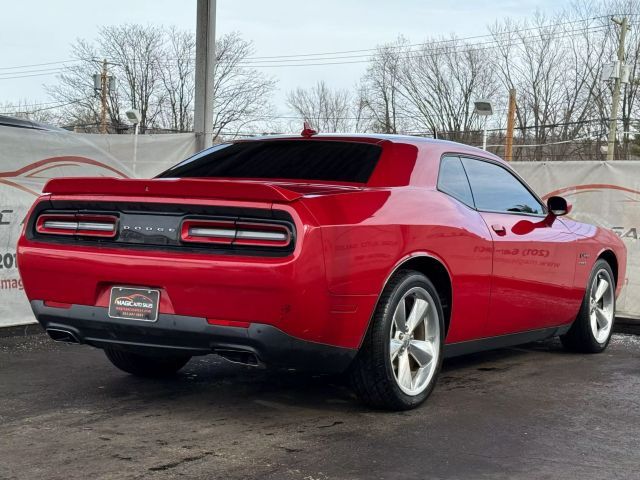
<box><xmin>46</xmin><ymin>328</ymin><xmax>80</xmax><ymax>344</ymax></box>
<box><xmin>45</xmin><ymin>329</ymin><xmax>261</xmax><ymax>368</ymax></box>
<box><xmin>215</xmin><ymin>349</ymin><xmax>261</xmax><ymax>367</ymax></box>
<box><xmin>46</xmin><ymin>329</ymin><xmax>262</xmax><ymax>368</ymax></box>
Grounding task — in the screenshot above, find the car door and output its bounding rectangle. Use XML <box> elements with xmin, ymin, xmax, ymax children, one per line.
<box><xmin>436</xmin><ymin>156</ymin><xmax>494</xmax><ymax>342</ymax></box>
<box><xmin>460</xmin><ymin>157</ymin><xmax>578</xmax><ymax>336</ymax></box>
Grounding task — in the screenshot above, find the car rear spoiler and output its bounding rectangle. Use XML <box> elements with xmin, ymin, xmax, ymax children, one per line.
<box><xmin>42</xmin><ymin>177</ymin><xmax>304</xmax><ymax>203</ymax></box>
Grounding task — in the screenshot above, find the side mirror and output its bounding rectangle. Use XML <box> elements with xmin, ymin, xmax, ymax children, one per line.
<box><xmin>547</xmin><ymin>196</ymin><xmax>571</xmax><ymax>216</ymax></box>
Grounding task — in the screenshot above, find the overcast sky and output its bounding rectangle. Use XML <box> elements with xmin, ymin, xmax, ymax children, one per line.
<box><xmin>2</xmin><ymin>0</ymin><xmax>564</xmax><ymax>114</ymax></box>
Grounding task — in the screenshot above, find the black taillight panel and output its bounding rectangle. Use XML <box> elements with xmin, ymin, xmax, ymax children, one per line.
<box><xmin>27</xmin><ymin>201</ymin><xmax>296</xmax><ymax>256</ymax></box>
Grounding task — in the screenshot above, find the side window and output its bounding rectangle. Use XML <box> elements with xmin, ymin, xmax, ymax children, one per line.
<box><xmin>437</xmin><ymin>156</ymin><xmax>474</xmax><ymax>207</ymax></box>
<box><xmin>461</xmin><ymin>158</ymin><xmax>543</xmax><ymax>214</ymax></box>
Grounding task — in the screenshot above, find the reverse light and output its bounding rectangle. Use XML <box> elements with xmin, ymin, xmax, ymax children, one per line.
<box><xmin>181</xmin><ymin>219</ymin><xmax>291</xmax><ymax>248</ymax></box>
<box><xmin>36</xmin><ymin>213</ymin><xmax>118</xmax><ymax>238</ymax></box>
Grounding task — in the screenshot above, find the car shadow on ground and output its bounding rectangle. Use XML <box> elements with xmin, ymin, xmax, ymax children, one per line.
<box><xmin>93</xmin><ymin>337</ymin><xmax>567</xmax><ymax>415</ymax></box>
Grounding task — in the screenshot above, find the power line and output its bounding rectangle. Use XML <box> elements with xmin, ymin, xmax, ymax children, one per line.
<box><xmin>0</xmin><ymin>99</ymin><xmax>72</xmax><ymax>108</ymax></box>
<box><xmin>152</xmin><ymin>22</ymin><xmax>615</xmax><ymax>69</ymax></box>
<box><xmin>237</xmin><ymin>25</ymin><xmax>617</xmax><ymax>68</ymax></box>
<box><xmin>0</xmin><ymin>70</ymin><xmax>69</xmax><ymax>80</ymax></box>
<box><xmin>0</xmin><ymin>20</ymin><xmax>623</xmax><ymax>81</ymax></box>
<box><xmin>0</xmin><ymin>98</ymin><xmax>87</xmax><ymax>115</ymax></box>
<box><xmin>238</xmin><ymin>23</ymin><xmax>614</xmax><ymax>64</ymax></box>
<box><xmin>0</xmin><ymin>14</ymin><xmax>620</xmax><ymax>74</ymax></box>
<box><xmin>0</xmin><ymin>59</ymin><xmax>80</xmax><ymax>71</ymax></box>
<box><xmin>225</xmin><ymin>14</ymin><xmax>621</xmax><ymax>62</ymax></box>
<box><xmin>158</xmin><ymin>22</ymin><xmax>618</xmax><ymax>69</ymax></box>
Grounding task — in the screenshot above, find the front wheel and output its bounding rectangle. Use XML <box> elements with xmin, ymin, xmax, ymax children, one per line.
<box><xmin>104</xmin><ymin>347</ymin><xmax>191</xmax><ymax>377</ymax></box>
<box><xmin>350</xmin><ymin>270</ymin><xmax>445</xmax><ymax>410</ymax></box>
<box><xmin>561</xmin><ymin>259</ymin><xmax>616</xmax><ymax>353</ymax></box>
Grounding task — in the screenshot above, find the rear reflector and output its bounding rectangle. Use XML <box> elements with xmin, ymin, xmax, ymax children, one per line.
<box><xmin>43</xmin><ymin>301</ymin><xmax>73</xmax><ymax>309</ymax></box>
<box><xmin>181</xmin><ymin>219</ymin><xmax>291</xmax><ymax>248</ymax></box>
<box><xmin>207</xmin><ymin>318</ymin><xmax>251</xmax><ymax>328</ymax></box>
<box><xmin>36</xmin><ymin>213</ymin><xmax>117</xmax><ymax>238</ymax></box>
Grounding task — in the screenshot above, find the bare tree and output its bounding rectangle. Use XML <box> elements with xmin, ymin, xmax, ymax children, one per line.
<box><xmin>159</xmin><ymin>27</ymin><xmax>196</xmax><ymax>132</ymax></box>
<box><xmin>489</xmin><ymin>11</ymin><xmax>609</xmax><ymax>160</ymax></box>
<box><xmin>359</xmin><ymin>38</ymin><xmax>408</xmax><ymax>134</ymax></box>
<box><xmin>396</xmin><ymin>36</ymin><xmax>499</xmax><ymax>142</ymax></box>
<box><xmin>0</xmin><ymin>99</ymin><xmax>55</xmax><ymax>124</ymax></box>
<box><xmin>210</xmin><ymin>32</ymin><xmax>276</xmax><ymax>140</ymax></box>
<box><xmin>598</xmin><ymin>0</ymin><xmax>640</xmax><ymax>158</ymax></box>
<box><xmin>46</xmin><ymin>39</ymin><xmax>120</xmax><ymax>131</ymax></box>
<box><xmin>47</xmin><ymin>26</ymin><xmax>163</xmax><ymax>132</ymax></box>
<box><xmin>100</xmin><ymin>24</ymin><xmax>165</xmax><ymax>131</ymax></box>
<box><xmin>287</xmin><ymin>81</ymin><xmax>354</xmax><ymax>132</ymax></box>
<box><xmin>46</xmin><ymin>28</ymin><xmax>275</xmax><ymax>137</ymax></box>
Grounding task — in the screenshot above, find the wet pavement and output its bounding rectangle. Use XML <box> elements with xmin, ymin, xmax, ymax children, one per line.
<box><xmin>1</xmin><ymin>332</ymin><xmax>639</xmax><ymax>479</ymax></box>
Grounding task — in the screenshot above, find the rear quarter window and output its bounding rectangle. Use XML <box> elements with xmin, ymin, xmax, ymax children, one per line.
<box><xmin>437</xmin><ymin>156</ymin><xmax>474</xmax><ymax>207</ymax></box>
<box><xmin>158</xmin><ymin>140</ymin><xmax>383</xmax><ymax>183</ymax></box>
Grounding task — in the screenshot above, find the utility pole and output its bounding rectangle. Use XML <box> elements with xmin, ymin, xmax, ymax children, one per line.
<box><xmin>607</xmin><ymin>16</ymin><xmax>629</xmax><ymax>161</ymax></box>
<box><xmin>100</xmin><ymin>59</ymin><xmax>108</xmax><ymax>134</ymax></box>
<box><xmin>505</xmin><ymin>89</ymin><xmax>516</xmax><ymax>161</ymax></box>
<box><xmin>194</xmin><ymin>0</ymin><xmax>217</xmax><ymax>151</ymax></box>
<box><xmin>93</xmin><ymin>60</ymin><xmax>115</xmax><ymax>134</ymax></box>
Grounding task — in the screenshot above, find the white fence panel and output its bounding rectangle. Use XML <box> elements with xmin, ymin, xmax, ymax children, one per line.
<box><xmin>512</xmin><ymin>161</ymin><xmax>640</xmax><ymax>319</ymax></box>
<box><xmin>0</xmin><ymin>127</ymin><xmax>196</xmax><ymax>327</ymax></box>
<box><xmin>1</xmin><ymin>133</ymin><xmax>638</xmax><ymax>327</ymax></box>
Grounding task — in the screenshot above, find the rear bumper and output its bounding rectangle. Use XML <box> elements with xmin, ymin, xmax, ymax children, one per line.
<box><xmin>18</xmin><ymin>230</ymin><xmax>376</xmax><ymax>350</ymax></box>
<box><xmin>31</xmin><ymin>301</ymin><xmax>357</xmax><ymax>373</ymax></box>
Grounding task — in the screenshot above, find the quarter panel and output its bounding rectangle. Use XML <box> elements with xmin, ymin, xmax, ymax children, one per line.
<box><xmin>561</xmin><ymin>218</ymin><xmax>627</xmax><ymax>296</ymax></box>
<box><xmin>302</xmin><ymin>188</ymin><xmax>494</xmax><ymax>343</ymax></box>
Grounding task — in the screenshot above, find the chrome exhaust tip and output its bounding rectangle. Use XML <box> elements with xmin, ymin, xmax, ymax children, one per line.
<box><xmin>46</xmin><ymin>328</ymin><xmax>80</xmax><ymax>344</ymax></box>
<box><xmin>215</xmin><ymin>349</ymin><xmax>261</xmax><ymax>367</ymax></box>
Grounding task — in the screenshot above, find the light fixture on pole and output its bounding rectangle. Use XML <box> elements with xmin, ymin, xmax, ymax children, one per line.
<box><xmin>474</xmin><ymin>99</ymin><xmax>493</xmax><ymax>150</ymax></box>
<box><xmin>125</xmin><ymin>109</ymin><xmax>142</xmax><ymax>135</ymax></box>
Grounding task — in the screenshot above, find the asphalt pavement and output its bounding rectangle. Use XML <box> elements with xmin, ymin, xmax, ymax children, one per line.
<box><xmin>1</xmin><ymin>332</ymin><xmax>639</xmax><ymax>480</ymax></box>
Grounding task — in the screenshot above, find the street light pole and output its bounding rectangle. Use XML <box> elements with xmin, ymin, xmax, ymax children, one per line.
<box><xmin>194</xmin><ymin>0</ymin><xmax>217</xmax><ymax>151</ymax></box>
<box><xmin>482</xmin><ymin>120</ymin><xmax>488</xmax><ymax>151</ymax></box>
<box><xmin>474</xmin><ymin>100</ymin><xmax>494</xmax><ymax>151</ymax></box>
<box><xmin>125</xmin><ymin>109</ymin><xmax>142</xmax><ymax>177</ymax></box>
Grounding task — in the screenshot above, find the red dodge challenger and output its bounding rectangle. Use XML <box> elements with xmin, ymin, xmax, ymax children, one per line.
<box><xmin>17</xmin><ymin>132</ymin><xmax>626</xmax><ymax>410</ymax></box>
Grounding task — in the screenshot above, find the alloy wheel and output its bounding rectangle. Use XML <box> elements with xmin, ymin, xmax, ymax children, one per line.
<box><xmin>589</xmin><ymin>268</ymin><xmax>614</xmax><ymax>344</ymax></box>
<box><xmin>389</xmin><ymin>286</ymin><xmax>440</xmax><ymax>396</ymax></box>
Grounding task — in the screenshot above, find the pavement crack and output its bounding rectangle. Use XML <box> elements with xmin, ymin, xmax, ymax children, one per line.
<box><xmin>278</xmin><ymin>445</ymin><xmax>304</xmax><ymax>453</ymax></box>
<box><xmin>148</xmin><ymin>451</ymin><xmax>215</xmax><ymax>472</ymax></box>
<box><xmin>317</xmin><ymin>421</ymin><xmax>343</xmax><ymax>429</ymax></box>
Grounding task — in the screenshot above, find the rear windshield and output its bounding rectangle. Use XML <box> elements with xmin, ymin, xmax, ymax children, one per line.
<box><xmin>157</xmin><ymin>140</ymin><xmax>382</xmax><ymax>183</ymax></box>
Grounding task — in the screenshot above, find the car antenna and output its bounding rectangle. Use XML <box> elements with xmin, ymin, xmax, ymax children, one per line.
<box><xmin>301</xmin><ymin>121</ymin><xmax>318</xmax><ymax>138</ymax></box>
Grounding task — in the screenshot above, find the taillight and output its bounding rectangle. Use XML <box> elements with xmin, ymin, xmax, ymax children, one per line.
<box><xmin>181</xmin><ymin>219</ymin><xmax>291</xmax><ymax>248</ymax></box>
<box><xmin>233</xmin><ymin>221</ymin><xmax>291</xmax><ymax>247</ymax></box>
<box><xmin>36</xmin><ymin>213</ymin><xmax>117</xmax><ymax>238</ymax></box>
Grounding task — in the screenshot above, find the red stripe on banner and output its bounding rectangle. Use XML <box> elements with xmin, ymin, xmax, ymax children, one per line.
<box><xmin>24</xmin><ymin>163</ymin><xmax>84</xmax><ymax>178</ymax></box>
<box><xmin>542</xmin><ymin>183</ymin><xmax>640</xmax><ymax>200</ymax></box>
<box><xmin>0</xmin><ymin>156</ymin><xmax>129</xmax><ymax>179</ymax></box>
<box><xmin>0</xmin><ymin>178</ymin><xmax>40</xmax><ymax>196</ymax></box>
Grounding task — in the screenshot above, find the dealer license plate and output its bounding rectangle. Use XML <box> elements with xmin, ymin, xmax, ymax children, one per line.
<box><xmin>108</xmin><ymin>286</ymin><xmax>160</xmax><ymax>322</ymax></box>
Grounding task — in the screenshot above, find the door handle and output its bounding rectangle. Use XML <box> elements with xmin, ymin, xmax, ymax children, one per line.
<box><xmin>491</xmin><ymin>224</ymin><xmax>506</xmax><ymax>235</ymax></box>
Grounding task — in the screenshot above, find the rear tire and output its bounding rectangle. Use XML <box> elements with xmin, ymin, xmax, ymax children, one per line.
<box><xmin>350</xmin><ymin>270</ymin><xmax>445</xmax><ymax>410</ymax></box>
<box><xmin>561</xmin><ymin>259</ymin><xmax>615</xmax><ymax>353</ymax></box>
<box><xmin>104</xmin><ymin>347</ymin><xmax>191</xmax><ymax>377</ymax></box>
